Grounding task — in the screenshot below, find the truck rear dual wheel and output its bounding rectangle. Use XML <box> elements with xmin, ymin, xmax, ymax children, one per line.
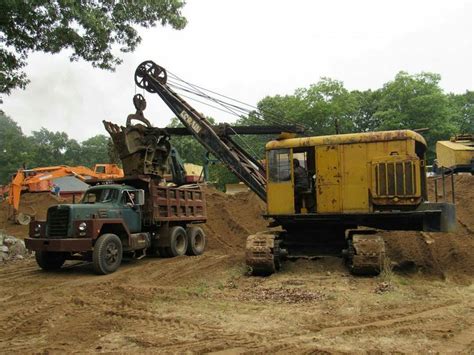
<box><xmin>35</xmin><ymin>251</ymin><xmax>66</xmax><ymax>271</ymax></box>
<box><xmin>186</xmin><ymin>226</ymin><xmax>206</xmax><ymax>256</ymax></box>
<box><xmin>93</xmin><ymin>233</ymin><xmax>123</xmax><ymax>275</ymax></box>
<box><xmin>158</xmin><ymin>226</ymin><xmax>205</xmax><ymax>258</ymax></box>
<box><xmin>160</xmin><ymin>226</ymin><xmax>188</xmax><ymax>258</ymax></box>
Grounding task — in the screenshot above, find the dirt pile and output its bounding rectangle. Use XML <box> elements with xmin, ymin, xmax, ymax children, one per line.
<box><xmin>201</xmin><ymin>187</ymin><xmax>267</xmax><ymax>252</ymax></box>
<box><xmin>0</xmin><ymin>179</ymin><xmax>472</xmax><ymax>280</ymax></box>
<box><xmin>383</xmin><ymin>174</ymin><xmax>474</xmax><ymax>281</ymax></box>
<box><xmin>0</xmin><ymin>193</ymin><xmax>71</xmax><ymax>238</ymax></box>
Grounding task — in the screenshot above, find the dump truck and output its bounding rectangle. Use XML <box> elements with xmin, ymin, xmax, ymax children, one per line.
<box><xmin>130</xmin><ymin>60</ymin><xmax>456</xmax><ymax>276</ymax></box>
<box><xmin>435</xmin><ymin>134</ymin><xmax>474</xmax><ymax>173</ymax></box>
<box><xmin>25</xmin><ymin>176</ymin><xmax>206</xmax><ymax>274</ymax></box>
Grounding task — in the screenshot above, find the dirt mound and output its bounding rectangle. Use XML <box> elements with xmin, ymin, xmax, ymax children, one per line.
<box><xmin>383</xmin><ymin>174</ymin><xmax>474</xmax><ymax>281</ymax></box>
<box><xmin>1</xmin><ymin>178</ymin><xmax>472</xmax><ymax>281</ymax></box>
<box><xmin>0</xmin><ymin>193</ymin><xmax>72</xmax><ymax>238</ymax></box>
<box><xmin>201</xmin><ymin>187</ymin><xmax>267</xmax><ymax>252</ymax></box>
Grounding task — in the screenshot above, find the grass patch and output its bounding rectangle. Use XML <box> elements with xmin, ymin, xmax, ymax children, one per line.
<box><xmin>380</xmin><ymin>256</ymin><xmax>394</xmax><ymax>283</ymax></box>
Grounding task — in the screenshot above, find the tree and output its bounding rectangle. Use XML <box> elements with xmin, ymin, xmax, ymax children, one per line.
<box><xmin>448</xmin><ymin>91</ymin><xmax>474</xmax><ymax>134</ymax></box>
<box><xmin>166</xmin><ymin>117</ymin><xmax>210</xmax><ymax>165</ymax></box>
<box><xmin>0</xmin><ymin>111</ymin><xmax>31</xmax><ymax>183</ymax></box>
<box><xmin>374</xmin><ymin>72</ymin><xmax>458</xmax><ymax>160</ymax></box>
<box><xmin>257</xmin><ymin>78</ymin><xmax>358</xmax><ymax>136</ymax></box>
<box><xmin>350</xmin><ymin>89</ymin><xmax>383</xmax><ymax>132</ymax></box>
<box><xmin>1</xmin><ymin>0</ymin><xmax>187</xmax><ymax>94</ymax></box>
<box><xmin>79</xmin><ymin>134</ymin><xmax>111</xmax><ymax>167</ymax></box>
<box><xmin>28</xmin><ymin>128</ymin><xmax>70</xmax><ymax>167</ymax></box>
<box><xmin>297</xmin><ymin>78</ymin><xmax>358</xmax><ymax>135</ymax></box>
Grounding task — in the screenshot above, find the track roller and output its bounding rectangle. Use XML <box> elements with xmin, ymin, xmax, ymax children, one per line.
<box><xmin>345</xmin><ymin>233</ymin><xmax>386</xmax><ymax>275</ymax></box>
<box><xmin>245</xmin><ymin>233</ymin><xmax>281</xmax><ymax>275</ymax></box>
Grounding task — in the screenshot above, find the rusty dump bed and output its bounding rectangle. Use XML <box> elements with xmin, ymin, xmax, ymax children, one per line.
<box><xmin>89</xmin><ymin>175</ymin><xmax>207</xmax><ymax>224</ymax></box>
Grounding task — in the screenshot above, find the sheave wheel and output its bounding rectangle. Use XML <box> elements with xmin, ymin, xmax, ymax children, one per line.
<box><xmin>168</xmin><ymin>226</ymin><xmax>188</xmax><ymax>257</ymax></box>
<box><xmin>93</xmin><ymin>234</ymin><xmax>123</xmax><ymax>275</ymax></box>
<box><xmin>186</xmin><ymin>226</ymin><xmax>206</xmax><ymax>256</ymax></box>
<box><xmin>35</xmin><ymin>251</ymin><xmax>66</xmax><ymax>271</ymax></box>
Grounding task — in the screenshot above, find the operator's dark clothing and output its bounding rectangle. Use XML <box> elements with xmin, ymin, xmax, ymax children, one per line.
<box><xmin>294</xmin><ymin>166</ymin><xmax>309</xmax><ymax>213</ymax></box>
<box><xmin>294</xmin><ymin>166</ymin><xmax>309</xmax><ymax>192</ymax></box>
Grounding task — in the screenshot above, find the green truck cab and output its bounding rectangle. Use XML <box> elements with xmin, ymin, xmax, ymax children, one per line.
<box><xmin>25</xmin><ymin>177</ymin><xmax>207</xmax><ymax>274</ymax></box>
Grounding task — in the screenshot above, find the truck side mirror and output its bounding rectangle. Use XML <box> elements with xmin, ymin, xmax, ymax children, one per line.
<box><xmin>135</xmin><ymin>189</ymin><xmax>145</xmax><ymax>206</ymax></box>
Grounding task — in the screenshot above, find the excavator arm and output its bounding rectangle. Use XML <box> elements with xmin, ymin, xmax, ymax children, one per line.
<box><xmin>134</xmin><ymin>61</ymin><xmax>269</xmax><ymax>201</ymax></box>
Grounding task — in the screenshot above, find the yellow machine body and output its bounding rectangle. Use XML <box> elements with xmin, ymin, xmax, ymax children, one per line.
<box><xmin>436</xmin><ymin>135</ymin><xmax>474</xmax><ymax>171</ymax></box>
<box><xmin>265</xmin><ymin>130</ymin><xmax>427</xmax><ymax>215</ymax></box>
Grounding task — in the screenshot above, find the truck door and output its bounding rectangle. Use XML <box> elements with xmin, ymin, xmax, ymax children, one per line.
<box><xmin>266</xmin><ymin>148</ymin><xmax>294</xmax><ymax>214</ymax></box>
<box><xmin>121</xmin><ymin>190</ymin><xmax>141</xmax><ymax>233</ymax></box>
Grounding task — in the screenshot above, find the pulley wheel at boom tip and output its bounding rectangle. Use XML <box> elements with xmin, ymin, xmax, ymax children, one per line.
<box><xmin>133</xmin><ymin>94</ymin><xmax>147</xmax><ymax>112</ymax></box>
<box><xmin>135</xmin><ymin>60</ymin><xmax>167</xmax><ymax>93</ymax></box>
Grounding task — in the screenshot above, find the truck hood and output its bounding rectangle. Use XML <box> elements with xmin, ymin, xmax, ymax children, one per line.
<box><xmin>55</xmin><ymin>203</ymin><xmax>121</xmax><ymax>220</ymax></box>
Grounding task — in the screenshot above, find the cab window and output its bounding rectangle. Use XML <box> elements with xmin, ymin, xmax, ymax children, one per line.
<box><xmin>122</xmin><ymin>190</ymin><xmax>136</xmax><ymax>205</ymax></box>
<box><xmin>268</xmin><ymin>149</ymin><xmax>291</xmax><ymax>182</ymax></box>
<box><xmin>82</xmin><ymin>188</ymin><xmax>118</xmax><ymax>204</ymax></box>
<box><xmin>95</xmin><ymin>165</ymin><xmax>106</xmax><ymax>174</ymax></box>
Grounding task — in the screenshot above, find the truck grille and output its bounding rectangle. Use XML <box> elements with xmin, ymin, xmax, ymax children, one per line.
<box><xmin>47</xmin><ymin>206</ymin><xmax>70</xmax><ymax>237</ymax></box>
<box><xmin>374</xmin><ymin>161</ymin><xmax>416</xmax><ymax>197</ymax></box>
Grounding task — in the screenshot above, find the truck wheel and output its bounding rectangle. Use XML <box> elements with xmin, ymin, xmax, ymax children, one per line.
<box><xmin>186</xmin><ymin>226</ymin><xmax>206</xmax><ymax>256</ymax></box>
<box><xmin>168</xmin><ymin>226</ymin><xmax>188</xmax><ymax>257</ymax></box>
<box><xmin>93</xmin><ymin>234</ymin><xmax>123</xmax><ymax>275</ymax></box>
<box><xmin>35</xmin><ymin>251</ymin><xmax>66</xmax><ymax>271</ymax></box>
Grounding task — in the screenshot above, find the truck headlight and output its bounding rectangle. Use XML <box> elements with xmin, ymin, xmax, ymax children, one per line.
<box><xmin>78</xmin><ymin>222</ymin><xmax>87</xmax><ymax>231</ymax></box>
<box><xmin>34</xmin><ymin>225</ymin><xmax>41</xmax><ymax>237</ymax></box>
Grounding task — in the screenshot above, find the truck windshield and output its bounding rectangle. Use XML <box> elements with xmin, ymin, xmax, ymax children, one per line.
<box><xmin>82</xmin><ymin>189</ymin><xmax>119</xmax><ymax>204</ymax></box>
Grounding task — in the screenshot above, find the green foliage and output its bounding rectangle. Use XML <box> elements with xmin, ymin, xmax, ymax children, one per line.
<box><xmin>252</xmin><ymin>72</ymin><xmax>471</xmax><ymax>163</ymax></box>
<box><xmin>166</xmin><ymin>116</ymin><xmax>240</xmax><ymax>190</ymax></box>
<box><xmin>1</xmin><ymin>71</ymin><xmax>472</xmax><ymax>185</ymax></box>
<box><xmin>0</xmin><ymin>111</ymin><xmax>117</xmax><ymax>184</ymax></box>
<box><xmin>167</xmin><ymin>117</ymin><xmax>208</xmax><ymax>165</ymax></box>
<box><xmin>0</xmin><ymin>111</ymin><xmax>31</xmax><ymax>183</ymax></box>
<box><xmin>257</xmin><ymin>78</ymin><xmax>358</xmax><ymax>136</ymax></box>
<box><xmin>80</xmin><ymin>135</ymin><xmax>111</xmax><ymax>167</ymax></box>
<box><xmin>448</xmin><ymin>91</ymin><xmax>474</xmax><ymax>133</ymax></box>
<box><xmin>373</xmin><ymin>72</ymin><xmax>458</xmax><ymax>160</ymax></box>
<box><xmin>1</xmin><ymin>0</ymin><xmax>187</xmax><ymax>94</ymax></box>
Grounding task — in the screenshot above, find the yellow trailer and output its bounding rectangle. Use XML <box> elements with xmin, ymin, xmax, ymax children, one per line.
<box><xmin>436</xmin><ymin>134</ymin><xmax>474</xmax><ymax>173</ymax></box>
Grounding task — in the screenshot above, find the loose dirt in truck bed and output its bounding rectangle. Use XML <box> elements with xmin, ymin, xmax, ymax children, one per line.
<box><xmin>0</xmin><ymin>178</ymin><xmax>473</xmax><ymax>353</ymax></box>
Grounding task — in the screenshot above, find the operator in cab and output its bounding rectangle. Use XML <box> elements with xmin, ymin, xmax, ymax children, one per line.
<box><xmin>293</xmin><ymin>158</ymin><xmax>310</xmax><ymax>213</ymax></box>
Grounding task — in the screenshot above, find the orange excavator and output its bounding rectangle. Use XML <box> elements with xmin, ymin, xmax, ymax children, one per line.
<box><xmin>7</xmin><ymin>164</ymin><xmax>123</xmax><ymax>224</ymax></box>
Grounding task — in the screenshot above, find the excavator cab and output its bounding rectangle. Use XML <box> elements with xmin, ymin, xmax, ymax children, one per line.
<box><xmin>266</xmin><ymin>147</ymin><xmax>315</xmax><ymax>215</ymax></box>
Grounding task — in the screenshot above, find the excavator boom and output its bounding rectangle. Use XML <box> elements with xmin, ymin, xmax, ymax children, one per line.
<box><xmin>134</xmin><ymin>60</ymin><xmax>269</xmax><ymax>201</ymax></box>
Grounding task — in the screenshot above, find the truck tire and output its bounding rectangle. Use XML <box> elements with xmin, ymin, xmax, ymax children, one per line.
<box><xmin>168</xmin><ymin>226</ymin><xmax>188</xmax><ymax>257</ymax></box>
<box><xmin>35</xmin><ymin>251</ymin><xmax>66</xmax><ymax>271</ymax></box>
<box><xmin>93</xmin><ymin>234</ymin><xmax>123</xmax><ymax>275</ymax></box>
<box><xmin>186</xmin><ymin>226</ymin><xmax>206</xmax><ymax>256</ymax></box>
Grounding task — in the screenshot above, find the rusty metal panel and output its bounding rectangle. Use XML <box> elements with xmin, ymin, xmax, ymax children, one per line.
<box><xmin>341</xmin><ymin>143</ymin><xmax>369</xmax><ymax>212</ymax></box>
<box><xmin>151</xmin><ymin>183</ymin><xmax>207</xmax><ymax>222</ymax></box>
<box><xmin>316</xmin><ymin>145</ymin><xmax>341</xmax><ymax>213</ymax></box>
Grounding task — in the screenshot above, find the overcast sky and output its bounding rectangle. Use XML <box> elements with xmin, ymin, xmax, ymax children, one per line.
<box><xmin>2</xmin><ymin>0</ymin><xmax>473</xmax><ymax>142</ymax></box>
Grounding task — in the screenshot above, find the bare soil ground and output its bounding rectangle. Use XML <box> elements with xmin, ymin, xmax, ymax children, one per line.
<box><xmin>0</xmin><ymin>177</ymin><xmax>473</xmax><ymax>353</ymax></box>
